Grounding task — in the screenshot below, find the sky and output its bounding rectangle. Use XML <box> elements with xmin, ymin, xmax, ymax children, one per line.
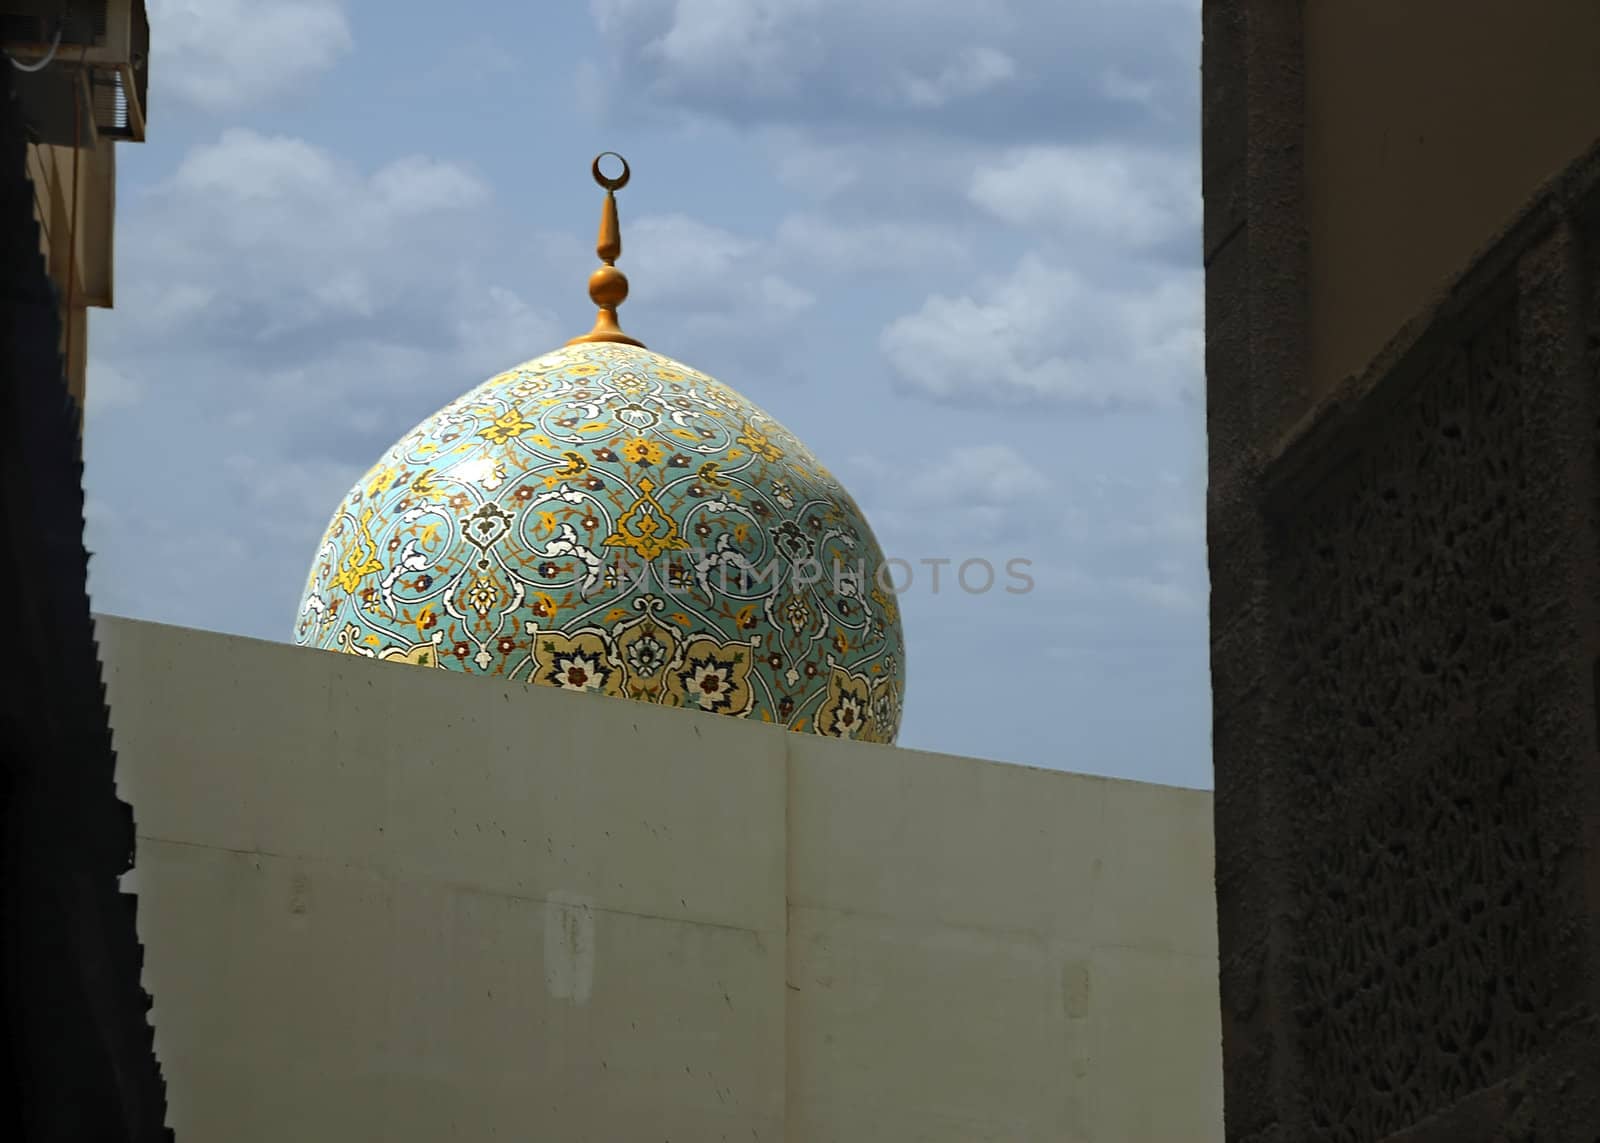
<box><xmin>83</xmin><ymin>0</ymin><xmax>1210</xmax><ymax>788</ymax></box>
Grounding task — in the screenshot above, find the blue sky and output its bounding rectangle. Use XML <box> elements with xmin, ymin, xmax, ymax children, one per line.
<box><xmin>84</xmin><ymin>0</ymin><xmax>1209</xmax><ymax>787</ymax></box>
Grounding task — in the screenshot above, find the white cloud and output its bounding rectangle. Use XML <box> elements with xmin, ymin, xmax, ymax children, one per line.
<box><xmin>85</xmin><ymin>362</ymin><xmax>142</xmax><ymax>417</ymax></box>
<box><xmin>844</xmin><ymin>439</ymin><xmax>1206</xmax><ymax>691</ymax></box>
<box><xmin>849</xmin><ymin>443</ymin><xmax>1056</xmax><ymax>550</ymax></box>
<box><xmin>148</xmin><ymin>0</ymin><xmax>352</xmax><ymax>112</ymax></box>
<box><xmin>588</xmin><ymin>0</ymin><xmax>1197</xmax><ymax>145</ymax></box>
<box><xmin>372</xmin><ymin>156</ymin><xmax>492</xmax><ymax>216</ymax></box>
<box><xmin>217</xmin><ymin>452</ymin><xmax>362</xmax><ymax>545</ymax></box>
<box><xmin>1059</xmin><ymin>471</ymin><xmax>1203</xmax><ymax>549</ymax></box>
<box><xmin>897</xmin><ymin>46</ymin><xmax>1018</xmax><ymax>110</ymax></box>
<box><xmin>1099</xmin><ymin>67</ymin><xmax>1162</xmax><ymax>112</ymax></box>
<box><xmin>1050</xmin><ymin>470</ymin><xmax>1205</xmax><ymax>614</ymax></box>
<box><xmin>1119</xmin><ymin>573</ymin><xmax>1199</xmax><ymax>613</ymax></box>
<box><xmin>879</xmin><ymin>255</ymin><xmax>1202</xmax><ymax>408</ymax></box>
<box><xmin>87</xmin><ymin>1</ymin><xmax>1212</xmax><ymax>784</ymax></box>
<box><xmin>453</xmin><ymin>287</ymin><xmax>564</xmax><ymax>377</ymax></box>
<box><xmin>627</xmin><ymin>214</ymin><xmax>756</xmax><ymax>301</ymax></box>
<box><xmin>121</xmin><ymin>281</ymin><xmax>215</xmax><ymax>335</ymax></box>
<box><xmin>167</xmin><ymin>130</ymin><xmax>487</xmax><ymax>231</ymax></box>
<box><xmin>753</xmin><ymin>275</ymin><xmax>816</xmax><ymax>315</ymax></box>
<box><xmin>625</xmin><ymin>214</ymin><xmax>815</xmax><ymax>333</ymax></box>
<box><xmin>91</xmin><ymin>125</ymin><xmax>555</xmax><ymax>503</ymax></box>
<box><xmin>589</xmin><ymin>0</ymin><xmax>1023</xmax><ymax>112</ymax></box>
<box><xmin>765</xmin><ymin>132</ymin><xmax>861</xmax><ymax>199</ymax></box>
<box><xmin>651</xmin><ymin>0</ymin><xmax>826</xmax><ymax>99</ymax></box>
<box><xmin>573</xmin><ymin>56</ymin><xmax>613</xmax><ymax>122</ymax></box>
<box><xmin>901</xmin><ymin>444</ymin><xmax>1055</xmax><ymax>507</ymax></box>
<box><xmin>969</xmin><ymin>144</ymin><xmax>1199</xmax><ymax>250</ymax></box>
<box><xmin>169</xmin><ymin>130</ymin><xmax>341</xmax><ymax>202</ymax></box>
<box><xmin>774</xmin><ymin>214</ymin><xmax>967</xmax><ymax>274</ymax></box>
<box><xmin>139</xmin><ymin>130</ymin><xmax>492</xmax><ymax>338</ymax></box>
<box><xmin>757</xmin><ymin>129</ymin><xmax>1002</xmax><ymax>221</ymax></box>
<box><xmin>593</xmin><ymin>0</ymin><xmax>826</xmax><ymax>99</ymax></box>
<box><xmin>849</xmin><ymin>446</ymin><xmax>1200</xmax><ymax>593</ymax></box>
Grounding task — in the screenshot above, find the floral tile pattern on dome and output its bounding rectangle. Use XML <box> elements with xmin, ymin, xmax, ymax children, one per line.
<box><xmin>296</xmin><ymin>341</ymin><xmax>906</xmax><ymax>742</ymax></box>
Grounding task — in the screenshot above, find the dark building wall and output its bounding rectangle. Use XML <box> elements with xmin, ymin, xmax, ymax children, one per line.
<box><xmin>0</xmin><ymin>69</ymin><xmax>170</xmax><ymax>1141</ymax></box>
<box><xmin>1206</xmin><ymin>1</ymin><xmax>1600</xmax><ymax>1140</ymax></box>
<box><xmin>1303</xmin><ymin>0</ymin><xmax>1600</xmax><ymax>401</ymax></box>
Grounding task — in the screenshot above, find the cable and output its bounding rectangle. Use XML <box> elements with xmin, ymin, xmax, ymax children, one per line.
<box><xmin>64</xmin><ymin>39</ymin><xmax>85</xmax><ymax>407</ymax></box>
<box><xmin>5</xmin><ymin>21</ymin><xmax>64</xmax><ymax>73</ymax></box>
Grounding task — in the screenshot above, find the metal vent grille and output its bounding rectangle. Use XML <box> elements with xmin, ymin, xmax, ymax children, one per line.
<box><xmin>87</xmin><ymin>64</ymin><xmax>128</xmax><ymax>137</ymax></box>
<box><xmin>2</xmin><ymin>2</ymin><xmax>145</xmax><ymax>141</ymax></box>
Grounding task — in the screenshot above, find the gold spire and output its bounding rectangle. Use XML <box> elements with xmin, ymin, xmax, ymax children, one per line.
<box><xmin>567</xmin><ymin>152</ymin><xmax>645</xmax><ymax>348</ymax></box>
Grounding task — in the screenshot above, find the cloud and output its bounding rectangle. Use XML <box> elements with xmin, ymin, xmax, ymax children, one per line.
<box><xmin>85</xmin><ymin>128</ymin><xmax>558</xmax><ymax>637</ymax></box>
<box><xmin>623</xmin><ymin>214</ymin><xmax>816</xmax><ymax>345</ymax></box>
<box><xmin>87</xmin><ymin>129</ymin><xmax>888</xmax><ymax>640</ymax></box>
<box><xmin>1118</xmin><ymin>573</ymin><xmax>1199</xmax><ymax>613</ymax></box>
<box><xmin>756</xmin><ymin>129</ymin><xmax>1015</xmax><ymax>228</ymax></box>
<box><xmin>1099</xmin><ymin>66</ymin><xmax>1165</xmax><ymax>114</ymax></box>
<box><xmin>1060</xmin><ymin>471</ymin><xmax>1204</xmax><ymax>550</ymax></box>
<box><xmin>847</xmin><ymin>444</ymin><xmax>1202</xmax><ymax>609</ymax></box>
<box><xmin>879</xmin><ymin>254</ymin><xmax>1202</xmax><ymax>408</ymax></box>
<box><xmin>147</xmin><ymin>0</ymin><xmax>352</xmax><ymax>112</ymax></box>
<box><xmin>969</xmin><ymin>143</ymin><xmax>1199</xmax><ymax>251</ymax></box>
<box><xmin>773</xmin><ymin>214</ymin><xmax>969</xmax><ymax>274</ymax></box>
<box><xmin>895</xmin><ymin>46</ymin><xmax>1018</xmax><ymax>110</ymax></box>
<box><xmin>847</xmin><ymin>443</ymin><xmax>1056</xmax><ymax>549</ymax></box>
<box><xmin>216</xmin><ymin>451</ymin><xmax>366</xmax><ymax>547</ymax></box>
<box><xmin>129</xmin><ymin>129</ymin><xmax>496</xmax><ymax>353</ymax></box>
<box><xmin>165</xmin><ymin>129</ymin><xmax>489</xmax><ymax>236</ymax></box>
<box><xmin>371</xmin><ymin>156</ymin><xmax>492</xmax><ymax>216</ymax></box>
<box><xmin>1050</xmin><ymin>469</ymin><xmax>1206</xmax><ymax>614</ymax></box>
<box><xmin>840</xmin><ymin>436</ymin><xmax>1206</xmax><ymax>780</ymax></box>
<box><xmin>587</xmin><ymin>0</ymin><xmax>1198</xmax><ymax>143</ymax></box>
<box><xmin>901</xmin><ymin>443</ymin><xmax>1055</xmax><ymax>507</ymax></box>
<box><xmin>85</xmin><ymin>362</ymin><xmax>142</xmax><ymax>417</ymax></box>
<box><xmin>87</xmin><ymin>4</ymin><xmax>1212</xmax><ymax>786</ymax></box>
<box><xmin>606</xmin><ymin>0</ymin><xmax>829</xmax><ymax>101</ymax></box>
<box><xmin>626</xmin><ymin>214</ymin><xmax>758</xmax><ymax>302</ymax></box>
<box><xmin>453</xmin><ymin>287</ymin><xmax>565</xmax><ymax>377</ymax></box>
<box><xmin>764</xmin><ymin>131</ymin><xmax>862</xmax><ymax>199</ymax></box>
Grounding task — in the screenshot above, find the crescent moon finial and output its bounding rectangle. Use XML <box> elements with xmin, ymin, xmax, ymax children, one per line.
<box><xmin>591</xmin><ymin>151</ymin><xmax>631</xmax><ymax>193</ymax></box>
<box><xmin>568</xmin><ymin>153</ymin><xmax>645</xmax><ymax>348</ymax></box>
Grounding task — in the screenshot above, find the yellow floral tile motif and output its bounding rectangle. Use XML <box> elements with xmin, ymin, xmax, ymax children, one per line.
<box><xmin>296</xmin><ymin>341</ymin><xmax>906</xmax><ymax>742</ymax></box>
<box><xmin>603</xmin><ymin>477</ymin><xmax>692</xmax><ymax>561</ymax></box>
<box><xmin>816</xmin><ymin>662</ymin><xmax>873</xmax><ymax>739</ymax></box>
<box><xmin>479</xmin><ymin>407</ymin><xmax>537</xmax><ymax>445</ymax></box>
<box><xmin>330</xmin><ymin>507</ymin><xmax>385</xmax><ymax>593</ymax></box>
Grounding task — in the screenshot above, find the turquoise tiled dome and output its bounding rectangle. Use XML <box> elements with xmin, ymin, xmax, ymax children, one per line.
<box><xmin>294</xmin><ymin>341</ymin><xmax>906</xmax><ymax>742</ymax></box>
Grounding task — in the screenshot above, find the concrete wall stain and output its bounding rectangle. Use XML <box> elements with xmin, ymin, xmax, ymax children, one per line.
<box><xmin>544</xmin><ymin>892</ymin><xmax>596</xmax><ymax>1005</ymax></box>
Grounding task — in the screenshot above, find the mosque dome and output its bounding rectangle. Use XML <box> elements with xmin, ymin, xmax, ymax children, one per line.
<box><xmin>293</xmin><ymin>155</ymin><xmax>906</xmax><ymax>743</ymax></box>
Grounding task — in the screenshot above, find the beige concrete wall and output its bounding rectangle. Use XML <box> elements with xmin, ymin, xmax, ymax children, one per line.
<box><xmin>1304</xmin><ymin>0</ymin><xmax>1600</xmax><ymax>397</ymax></box>
<box><xmin>98</xmin><ymin>615</ymin><xmax>1220</xmax><ymax>1142</ymax></box>
<box><xmin>785</xmin><ymin>739</ymin><xmax>1220</xmax><ymax>1141</ymax></box>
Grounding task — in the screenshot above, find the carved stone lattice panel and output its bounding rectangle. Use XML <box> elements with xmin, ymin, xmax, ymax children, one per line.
<box><xmin>1290</xmin><ymin>682</ymin><xmax>1556</xmax><ymax>1141</ymax></box>
<box><xmin>1270</xmin><ymin>300</ymin><xmax>1561</xmax><ymax>1140</ymax></box>
<box><xmin>1589</xmin><ymin>224</ymin><xmax>1600</xmax><ymax>591</ymax></box>
<box><xmin>1275</xmin><ymin>302</ymin><xmax>1532</xmax><ymax>818</ymax></box>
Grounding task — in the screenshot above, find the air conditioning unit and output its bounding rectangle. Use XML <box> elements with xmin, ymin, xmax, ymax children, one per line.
<box><xmin>1</xmin><ymin>0</ymin><xmax>148</xmax><ymax>144</ymax></box>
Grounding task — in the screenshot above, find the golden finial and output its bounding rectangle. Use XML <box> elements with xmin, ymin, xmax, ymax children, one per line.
<box><xmin>567</xmin><ymin>152</ymin><xmax>645</xmax><ymax>348</ymax></box>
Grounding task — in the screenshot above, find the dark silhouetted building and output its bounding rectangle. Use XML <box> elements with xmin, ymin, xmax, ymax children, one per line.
<box><xmin>1205</xmin><ymin>1</ymin><xmax>1600</xmax><ymax>1139</ymax></box>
